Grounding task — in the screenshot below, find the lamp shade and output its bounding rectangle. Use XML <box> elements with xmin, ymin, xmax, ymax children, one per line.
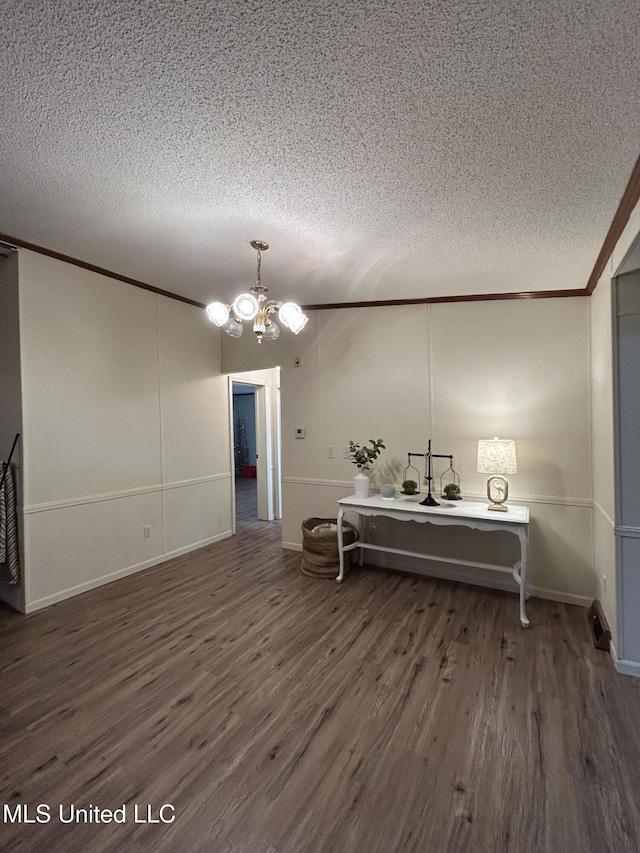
<box><xmin>222</xmin><ymin>316</ymin><xmax>243</xmax><ymax>338</ymax></box>
<box><xmin>261</xmin><ymin>320</ymin><xmax>281</xmax><ymax>341</ymax></box>
<box><xmin>279</xmin><ymin>302</ymin><xmax>308</xmax><ymax>334</ymax></box>
<box><xmin>477</xmin><ymin>438</ymin><xmax>517</xmax><ymax>474</ymax></box>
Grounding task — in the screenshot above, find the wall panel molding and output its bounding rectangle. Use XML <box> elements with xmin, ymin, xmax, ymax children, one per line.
<box><xmin>594</xmin><ymin>500</ymin><xmax>616</xmax><ymax>530</ymax></box>
<box><xmin>24</xmin><ymin>473</ymin><xmax>232</xmax><ymax>514</ymax></box>
<box><xmin>282</xmin><ymin>477</ymin><xmax>593</xmax><ymax>509</ymax></box>
<box><xmin>615</xmin><ymin>525</ymin><xmax>640</xmax><ymax>539</ymax></box>
<box><xmin>282</xmin><ymin>476</ymin><xmax>352</xmax><ymax>488</ymax></box>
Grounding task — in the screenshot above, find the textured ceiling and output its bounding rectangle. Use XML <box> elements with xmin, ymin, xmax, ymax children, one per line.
<box><xmin>1</xmin><ymin>0</ymin><xmax>639</xmax><ymax>307</ymax></box>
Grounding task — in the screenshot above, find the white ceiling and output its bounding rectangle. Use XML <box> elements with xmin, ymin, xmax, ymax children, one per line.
<box><xmin>1</xmin><ymin>1</ymin><xmax>639</xmax><ymax>307</ymax></box>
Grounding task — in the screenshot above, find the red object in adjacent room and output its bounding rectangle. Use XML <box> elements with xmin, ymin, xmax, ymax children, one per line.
<box><xmin>243</xmin><ymin>465</ymin><xmax>257</xmax><ymax>478</ymax></box>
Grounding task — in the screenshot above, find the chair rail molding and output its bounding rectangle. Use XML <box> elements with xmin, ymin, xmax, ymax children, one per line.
<box><xmin>23</xmin><ymin>473</ymin><xmax>232</xmax><ymax>514</ymax></box>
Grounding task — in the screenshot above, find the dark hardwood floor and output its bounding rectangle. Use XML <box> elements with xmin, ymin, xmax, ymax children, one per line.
<box><xmin>1</xmin><ymin>502</ymin><xmax>640</xmax><ymax>852</ymax></box>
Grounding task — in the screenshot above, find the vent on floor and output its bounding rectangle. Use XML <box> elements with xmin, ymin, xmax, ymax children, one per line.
<box><xmin>588</xmin><ymin>599</ymin><xmax>611</xmax><ymax>652</ymax></box>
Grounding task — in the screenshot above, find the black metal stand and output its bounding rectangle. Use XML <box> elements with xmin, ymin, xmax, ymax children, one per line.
<box><xmin>422</xmin><ymin>440</ymin><xmax>455</xmax><ymax>506</ymax></box>
<box><xmin>407</xmin><ymin>439</ymin><xmax>454</xmax><ymax>506</ymax></box>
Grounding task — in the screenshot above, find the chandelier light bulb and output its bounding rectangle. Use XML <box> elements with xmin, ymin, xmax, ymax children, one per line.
<box><xmin>232</xmin><ymin>293</ymin><xmax>259</xmax><ymax>321</ymax></box>
<box><xmin>205</xmin><ymin>301</ymin><xmax>230</xmax><ymax>326</ymax></box>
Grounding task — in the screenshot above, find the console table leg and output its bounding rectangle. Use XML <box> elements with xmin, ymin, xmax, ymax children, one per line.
<box><xmin>336</xmin><ymin>507</ymin><xmax>345</xmax><ymax>583</ymax></box>
<box><xmin>517</xmin><ymin>530</ymin><xmax>530</xmax><ymax>627</ymax></box>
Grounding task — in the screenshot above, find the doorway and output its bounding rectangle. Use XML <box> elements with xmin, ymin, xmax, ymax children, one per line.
<box><xmin>229</xmin><ymin>368</ymin><xmax>282</xmax><ymax>532</ymax></box>
<box><xmin>232</xmin><ymin>383</ymin><xmax>258</xmax><ymax>523</ymax></box>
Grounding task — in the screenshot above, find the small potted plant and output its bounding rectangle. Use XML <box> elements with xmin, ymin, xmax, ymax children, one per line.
<box><xmin>401</xmin><ymin>479</ymin><xmax>419</xmax><ymax>495</ymax></box>
<box><xmin>348</xmin><ymin>438</ymin><xmax>385</xmax><ymax>498</ymax></box>
<box><xmin>443</xmin><ymin>482</ymin><xmax>462</xmax><ymax>500</ymax></box>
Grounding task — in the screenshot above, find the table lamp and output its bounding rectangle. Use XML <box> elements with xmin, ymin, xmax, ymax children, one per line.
<box><xmin>477</xmin><ymin>438</ymin><xmax>517</xmax><ymax>512</ymax></box>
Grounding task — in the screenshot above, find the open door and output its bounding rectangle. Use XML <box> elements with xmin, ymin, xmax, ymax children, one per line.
<box><xmin>254</xmin><ymin>383</ymin><xmax>282</xmax><ymax>521</ymax></box>
<box><xmin>255</xmin><ymin>385</ymin><xmax>270</xmax><ymax>520</ymax></box>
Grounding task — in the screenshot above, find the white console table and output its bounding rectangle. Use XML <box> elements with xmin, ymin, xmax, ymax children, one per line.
<box><xmin>337</xmin><ymin>494</ymin><xmax>530</xmax><ymax>627</ymax></box>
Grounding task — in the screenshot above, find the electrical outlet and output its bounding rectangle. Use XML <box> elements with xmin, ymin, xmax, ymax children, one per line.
<box><xmin>144</xmin><ymin>525</ymin><xmax>151</xmax><ymax>539</ymax></box>
<box><xmin>327</xmin><ymin>446</ymin><xmax>334</xmax><ymax>459</ymax></box>
<box><xmin>602</xmin><ymin>574</ymin><xmax>607</xmax><ymax>595</ymax></box>
<box><xmin>343</xmin><ymin>446</ymin><xmax>350</xmax><ymax>459</ymax></box>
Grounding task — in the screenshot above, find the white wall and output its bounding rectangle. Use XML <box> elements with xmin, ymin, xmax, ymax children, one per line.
<box><xmin>223</xmin><ymin>297</ymin><xmax>594</xmax><ymax>607</ymax></box>
<box><xmin>17</xmin><ymin>250</ymin><xmax>231</xmax><ymax>611</ymax></box>
<box><xmin>429</xmin><ymin>298</ymin><xmax>592</xmax><ymax>601</ymax></box>
<box><xmin>0</xmin><ymin>252</ymin><xmax>24</xmax><ymax>610</ymax></box>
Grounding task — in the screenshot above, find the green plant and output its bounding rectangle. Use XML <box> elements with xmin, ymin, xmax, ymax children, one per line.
<box><xmin>402</xmin><ymin>479</ymin><xmax>418</xmax><ymax>493</ymax></box>
<box><xmin>348</xmin><ymin>438</ymin><xmax>385</xmax><ymax>472</ymax></box>
<box><xmin>443</xmin><ymin>483</ymin><xmax>461</xmax><ymax>498</ymax></box>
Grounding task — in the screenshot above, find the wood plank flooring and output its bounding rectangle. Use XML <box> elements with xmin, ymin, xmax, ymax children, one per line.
<box><xmin>1</xmin><ymin>511</ymin><xmax>640</xmax><ymax>852</ymax></box>
<box><xmin>235</xmin><ymin>476</ymin><xmax>257</xmax><ymax>525</ymax></box>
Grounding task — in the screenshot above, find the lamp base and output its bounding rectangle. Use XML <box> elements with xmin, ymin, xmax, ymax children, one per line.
<box><xmin>486</xmin><ymin>475</ymin><xmax>509</xmax><ymax>511</ymax></box>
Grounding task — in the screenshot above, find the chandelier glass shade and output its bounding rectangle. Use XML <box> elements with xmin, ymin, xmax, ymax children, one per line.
<box><xmin>205</xmin><ymin>302</ymin><xmax>230</xmax><ymax>326</ymax></box>
<box><xmin>205</xmin><ymin>240</ymin><xmax>308</xmax><ymax>344</ymax></box>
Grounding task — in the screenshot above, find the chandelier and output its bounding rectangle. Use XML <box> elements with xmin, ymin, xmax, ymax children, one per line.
<box><xmin>205</xmin><ymin>240</ymin><xmax>308</xmax><ymax>344</ymax></box>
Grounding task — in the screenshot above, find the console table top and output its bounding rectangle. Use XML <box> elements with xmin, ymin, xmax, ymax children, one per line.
<box><xmin>337</xmin><ymin>494</ymin><xmax>529</xmax><ymax>525</ymax></box>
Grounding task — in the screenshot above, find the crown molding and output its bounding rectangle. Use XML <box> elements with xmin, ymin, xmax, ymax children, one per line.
<box><xmin>4</xmin><ymin>150</ymin><xmax>640</xmax><ymax>314</ymax></box>
<box><xmin>0</xmin><ymin>232</ymin><xmax>207</xmax><ymax>309</ymax></box>
<box><xmin>586</xmin><ymin>152</ymin><xmax>640</xmax><ymax>295</ymax></box>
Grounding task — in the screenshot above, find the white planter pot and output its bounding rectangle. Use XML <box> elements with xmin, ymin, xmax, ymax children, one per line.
<box><xmin>354</xmin><ymin>472</ymin><xmax>370</xmax><ymax>498</ymax></box>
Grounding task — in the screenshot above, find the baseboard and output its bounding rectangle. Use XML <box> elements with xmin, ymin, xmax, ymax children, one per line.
<box><xmin>286</xmin><ymin>546</ymin><xmax>592</xmax><ymax>608</ymax></box>
<box><xmin>368</xmin><ymin>555</ymin><xmax>523</xmax><ymax>597</ymax></box>
<box><xmin>610</xmin><ymin>641</ymin><xmax>640</xmax><ymax>678</ymax></box>
<box><xmin>526</xmin><ymin>586</ymin><xmax>593</xmax><ymax>608</ymax></box>
<box><xmin>24</xmin><ymin>530</ymin><xmax>233</xmax><ymax>613</ymax></box>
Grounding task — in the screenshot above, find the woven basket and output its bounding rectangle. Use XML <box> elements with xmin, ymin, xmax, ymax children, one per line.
<box><xmin>300</xmin><ymin>517</ymin><xmax>359</xmax><ymax>579</ymax></box>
